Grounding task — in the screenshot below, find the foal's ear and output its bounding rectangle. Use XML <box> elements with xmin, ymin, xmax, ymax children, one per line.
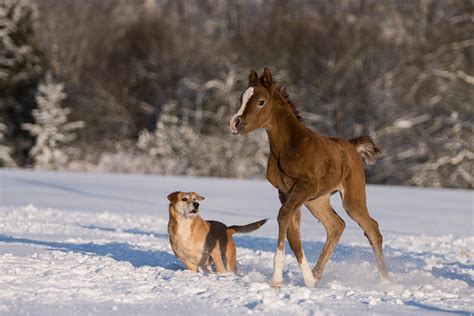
<box><xmin>167</xmin><ymin>191</ymin><xmax>181</xmax><ymax>203</ymax></box>
<box><xmin>249</xmin><ymin>69</ymin><xmax>258</xmax><ymax>86</ymax></box>
<box><xmin>262</xmin><ymin>67</ymin><xmax>273</xmax><ymax>88</ymax></box>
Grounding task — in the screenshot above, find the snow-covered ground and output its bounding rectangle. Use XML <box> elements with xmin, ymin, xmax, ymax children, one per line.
<box><xmin>0</xmin><ymin>169</ymin><xmax>472</xmax><ymax>315</ymax></box>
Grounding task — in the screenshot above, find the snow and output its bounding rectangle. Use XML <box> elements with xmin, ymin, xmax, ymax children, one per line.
<box><xmin>0</xmin><ymin>169</ymin><xmax>473</xmax><ymax>315</ymax></box>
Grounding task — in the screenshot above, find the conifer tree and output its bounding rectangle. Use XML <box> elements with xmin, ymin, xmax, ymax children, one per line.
<box><xmin>22</xmin><ymin>79</ymin><xmax>84</xmax><ymax>169</ymax></box>
<box><xmin>0</xmin><ymin>0</ymin><xmax>43</xmax><ymax>163</ymax></box>
<box><xmin>0</xmin><ymin>120</ymin><xmax>16</xmax><ymax>167</ymax></box>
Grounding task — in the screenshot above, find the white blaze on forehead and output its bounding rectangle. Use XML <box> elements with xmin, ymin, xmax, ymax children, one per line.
<box><xmin>235</xmin><ymin>87</ymin><xmax>254</xmax><ymax>116</ymax></box>
<box><xmin>229</xmin><ymin>87</ymin><xmax>254</xmax><ymax>134</ymax></box>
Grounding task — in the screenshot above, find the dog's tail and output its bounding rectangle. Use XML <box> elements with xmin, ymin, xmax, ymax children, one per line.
<box><xmin>228</xmin><ymin>219</ymin><xmax>267</xmax><ymax>235</ymax></box>
<box><xmin>349</xmin><ymin>136</ymin><xmax>381</xmax><ymax>165</ymax></box>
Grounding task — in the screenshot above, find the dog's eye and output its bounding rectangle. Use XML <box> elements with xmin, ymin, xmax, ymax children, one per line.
<box><xmin>181</xmin><ymin>198</ymin><xmax>188</xmax><ymax>202</ymax></box>
<box><xmin>258</xmin><ymin>100</ymin><xmax>265</xmax><ymax>107</ymax></box>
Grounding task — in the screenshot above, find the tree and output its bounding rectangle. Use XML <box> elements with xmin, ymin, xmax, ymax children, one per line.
<box><xmin>22</xmin><ymin>79</ymin><xmax>84</xmax><ymax>169</ymax></box>
<box><xmin>0</xmin><ymin>0</ymin><xmax>43</xmax><ymax>163</ymax></box>
<box><xmin>138</xmin><ymin>101</ymin><xmax>198</xmax><ymax>174</ymax></box>
<box><xmin>0</xmin><ymin>120</ymin><xmax>16</xmax><ymax>167</ymax></box>
<box><xmin>137</xmin><ymin>99</ymin><xmax>269</xmax><ymax>178</ymax></box>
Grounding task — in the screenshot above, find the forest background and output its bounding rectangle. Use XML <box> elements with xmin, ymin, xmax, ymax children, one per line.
<box><xmin>1</xmin><ymin>0</ymin><xmax>472</xmax><ymax>189</ymax></box>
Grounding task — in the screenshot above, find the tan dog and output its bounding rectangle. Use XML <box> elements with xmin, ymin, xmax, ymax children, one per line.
<box><xmin>167</xmin><ymin>191</ymin><xmax>267</xmax><ymax>273</ymax></box>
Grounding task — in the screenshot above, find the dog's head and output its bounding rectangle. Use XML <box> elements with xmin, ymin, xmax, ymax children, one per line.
<box><xmin>167</xmin><ymin>191</ymin><xmax>205</xmax><ymax>218</ymax></box>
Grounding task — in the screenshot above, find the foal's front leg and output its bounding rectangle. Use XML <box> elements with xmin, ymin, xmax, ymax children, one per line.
<box><xmin>287</xmin><ymin>207</ymin><xmax>317</xmax><ymax>287</ymax></box>
<box><xmin>272</xmin><ymin>183</ymin><xmax>316</xmax><ymax>288</ymax></box>
<box><xmin>271</xmin><ymin>191</ymin><xmax>287</xmax><ymax>288</ymax></box>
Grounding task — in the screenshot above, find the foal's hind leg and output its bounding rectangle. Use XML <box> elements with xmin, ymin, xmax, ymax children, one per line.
<box><xmin>287</xmin><ymin>207</ymin><xmax>317</xmax><ymax>287</ymax></box>
<box><xmin>342</xmin><ymin>185</ymin><xmax>389</xmax><ymax>279</ymax></box>
<box><xmin>304</xmin><ymin>195</ymin><xmax>345</xmax><ymax>281</ymax></box>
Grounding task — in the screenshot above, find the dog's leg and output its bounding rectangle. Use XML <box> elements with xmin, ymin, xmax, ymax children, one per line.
<box><xmin>225</xmin><ymin>231</ymin><xmax>237</xmax><ymax>273</ymax></box>
<box><xmin>201</xmin><ymin>255</ymin><xmax>213</xmax><ymax>273</ymax></box>
<box><xmin>181</xmin><ymin>258</ymin><xmax>198</xmax><ymax>272</ymax></box>
<box><xmin>211</xmin><ymin>243</ymin><xmax>227</xmax><ymax>274</ymax></box>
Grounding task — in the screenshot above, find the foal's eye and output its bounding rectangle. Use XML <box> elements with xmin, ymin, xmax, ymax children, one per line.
<box><xmin>181</xmin><ymin>198</ymin><xmax>188</xmax><ymax>202</ymax></box>
<box><xmin>258</xmin><ymin>100</ymin><xmax>265</xmax><ymax>106</ymax></box>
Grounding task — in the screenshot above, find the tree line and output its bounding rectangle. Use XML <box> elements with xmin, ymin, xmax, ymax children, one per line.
<box><xmin>0</xmin><ymin>0</ymin><xmax>472</xmax><ymax>188</ymax></box>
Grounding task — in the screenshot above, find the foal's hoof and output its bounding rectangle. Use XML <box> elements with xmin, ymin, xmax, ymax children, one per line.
<box><xmin>304</xmin><ymin>278</ymin><xmax>317</xmax><ymax>288</ymax></box>
<box><xmin>380</xmin><ymin>274</ymin><xmax>392</xmax><ymax>283</ymax></box>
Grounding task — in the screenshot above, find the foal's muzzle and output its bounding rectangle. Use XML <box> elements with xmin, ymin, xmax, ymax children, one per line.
<box><xmin>229</xmin><ymin>115</ymin><xmax>244</xmax><ymax>134</ymax></box>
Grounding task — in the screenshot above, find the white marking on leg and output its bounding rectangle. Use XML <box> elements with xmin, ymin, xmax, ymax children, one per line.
<box><xmin>272</xmin><ymin>248</ymin><xmax>285</xmax><ymax>287</ymax></box>
<box><xmin>299</xmin><ymin>253</ymin><xmax>317</xmax><ymax>288</ymax></box>
<box><xmin>229</xmin><ymin>87</ymin><xmax>254</xmax><ymax>133</ymax></box>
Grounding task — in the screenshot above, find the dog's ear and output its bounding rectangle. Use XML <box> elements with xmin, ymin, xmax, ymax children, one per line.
<box><xmin>167</xmin><ymin>191</ymin><xmax>181</xmax><ymax>203</ymax></box>
<box><xmin>194</xmin><ymin>193</ymin><xmax>205</xmax><ymax>201</ymax></box>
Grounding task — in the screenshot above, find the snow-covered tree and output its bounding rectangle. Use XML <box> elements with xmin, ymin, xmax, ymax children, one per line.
<box><xmin>22</xmin><ymin>79</ymin><xmax>84</xmax><ymax>169</ymax></box>
<box><xmin>0</xmin><ymin>0</ymin><xmax>41</xmax><ymax>91</ymax></box>
<box><xmin>0</xmin><ymin>120</ymin><xmax>16</xmax><ymax>167</ymax></box>
<box><xmin>138</xmin><ymin>101</ymin><xmax>199</xmax><ymax>174</ymax></box>
<box><xmin>138</xmin><ymin>100</ymin><xmax>269</xmax><ymax>178</ymax></box>
<box><xmin>0</xmin><ymin>0</ymin><xmax>43</xmax><ymax>164</ymax></box>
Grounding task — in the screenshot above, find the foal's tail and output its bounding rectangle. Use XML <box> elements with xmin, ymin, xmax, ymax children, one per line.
<box><xmin>228</xmin><ymin>219</ymin><xmax>267</xmax><ymax>235</ymax></box>
<box><xmin>349</xmin><ymin>136</ymin><xmax>381</xmax><ymax>165</ymax></box>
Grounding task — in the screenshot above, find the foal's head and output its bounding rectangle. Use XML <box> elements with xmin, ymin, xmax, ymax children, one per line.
<box><xmin>229</xmin><ymin>67</ymin><xmax>275</xmax><ymax>135</ymax></box>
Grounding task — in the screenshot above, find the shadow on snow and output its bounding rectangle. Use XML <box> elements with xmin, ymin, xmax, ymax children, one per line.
<box><xmin>404</xmin><ymin>300</ymin><xmax>472</xmax><ymax>315</ymax></box>
<box><xmin>11</xmin><ymin>178</ymin><xmax>157</xmax><ymax>206</ymax></box>
<box><xmin>0</xmin><ymin>234</ymin><xmax>182</xmax><ymax>270</ymax></box>
<box><xmin>80</xmin><ymin>224</ymin><xmax>169</xmax><ymax>240</ymax></box>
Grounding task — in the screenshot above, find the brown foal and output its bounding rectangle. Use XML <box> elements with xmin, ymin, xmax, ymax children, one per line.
<box><xmin>229</xmin><ymin>67</ymin><xmax>389</xmax><ymax>287</ymax></box>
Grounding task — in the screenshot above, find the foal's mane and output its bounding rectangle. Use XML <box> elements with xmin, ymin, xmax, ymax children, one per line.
<box><xmin>274</xmin><ymin>84</ymin><xmax>302</xmax><ymax>122</ymax></box>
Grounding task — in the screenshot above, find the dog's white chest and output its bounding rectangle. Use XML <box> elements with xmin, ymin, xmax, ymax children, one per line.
<box><xmin>171</xmin><ymin>221</ymin><xmax>207</xmax><ymax>264</ymax></box>
<box><xmin>176</xmin><ymin>221</ymin><xmax>192</xmax><ymax>240</ymax></box>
